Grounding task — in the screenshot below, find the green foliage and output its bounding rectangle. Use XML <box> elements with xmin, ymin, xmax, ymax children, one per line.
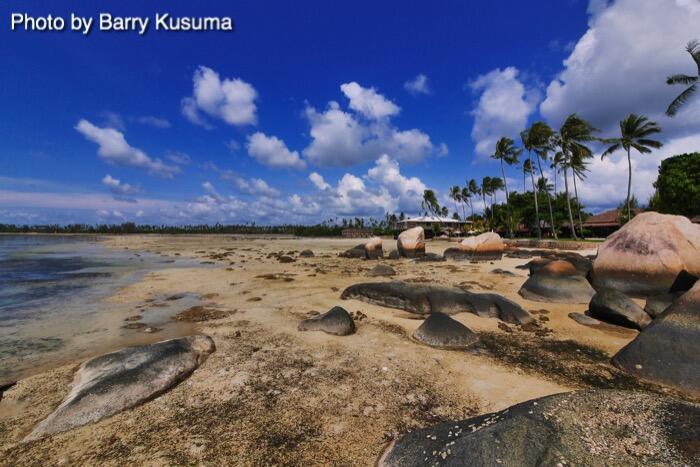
<box><xmin>650</xmin><ymin>152</ymin><xmax>700</xmax><ymax>216</ymax></box>
<box><xmin>666</xmin><ymin>40</ymin><xmax>700</xmax><ymax>117</ymax></box>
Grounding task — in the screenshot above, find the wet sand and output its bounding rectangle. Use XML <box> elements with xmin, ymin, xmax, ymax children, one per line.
<box><xmin>0</xmin><ymin>235</ymin><xmax>657</xmax><ymax>466</ymax></box>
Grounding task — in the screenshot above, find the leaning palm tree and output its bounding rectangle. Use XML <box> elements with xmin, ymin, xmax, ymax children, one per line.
<box><xmin>491</xmin><ymin>137</ymin><xmax>522</xmax><ymax>238</ymax></box>
<box><xmin>521</xmin><ymin>122</ymin><xmax>554</xmax><ymax>239</ymax></box>
<box><xmin>602</xmin><ymin>114</ymin><xmax>663</xmax><ymax>222</ymax></box>
<box><xmin>666</xmin><ymin>40</ymin><xmax>700</xmax><ymax>117</ymax></box>
<box><xmin>449</xmin><ymin>185</ymin><xmax>462</xmax><ymax>220</ymax></box>
<box><xmin>421</xmin><ymin>189</ymin><xmax>440</xmax><ymax>217</ymax></box>
<box><xmin>555</xmin><ymin>114</ymin><xmax>597</xmax><ymax>239</ymax></box>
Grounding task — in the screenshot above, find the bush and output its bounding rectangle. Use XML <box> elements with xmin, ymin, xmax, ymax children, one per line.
<box><xmin>650</xmin><ymin>152</ymin><xmax>700</xmax><ymax>217</ymax></box>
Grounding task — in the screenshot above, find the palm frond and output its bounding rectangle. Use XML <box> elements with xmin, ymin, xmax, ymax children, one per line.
<box><xmin>601</xmin><ymin>142</ymin><xmax>622</xmax><ymax>159</ymax></box>
<box><xmin>687</xmin><ymin>40</ymin><xmax>700</xmax><ymax>74</ymax></box>
<box><xmin>666</xmin><ymin>84</ymin><xmax>698</xmax><ymax>116</ymax></box>
<box><xmin>636</xmin><ymin>138</ymin><xmax>663</xmax><ymax>149</ymax></box>
<box><xmin>666</xmin><ymin>74</ymin><xmax>698</xmax><ymax>86</ymax></box>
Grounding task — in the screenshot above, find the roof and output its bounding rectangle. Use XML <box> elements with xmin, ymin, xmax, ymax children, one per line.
<box><xmin>583</xmin><ymin>208</ymin><xmax>643</xmax><ymax>228</ymax></box>
<box><xmin>401</xmin><ymin>216</ymin><xmax>467</xmax><ymax>224</ymax></box>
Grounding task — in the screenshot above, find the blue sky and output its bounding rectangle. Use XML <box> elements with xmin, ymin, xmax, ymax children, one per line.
<box><xmin>1</xmin><ymin>0</ymin><xmax>699</xmax><ymax>225</ymax></box>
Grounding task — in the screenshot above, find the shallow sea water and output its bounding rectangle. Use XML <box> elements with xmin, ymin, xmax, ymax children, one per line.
<box><xmin>0</xmin><ymin>235</ymin><xmax>201</xmax><ymax>383</ymax></box>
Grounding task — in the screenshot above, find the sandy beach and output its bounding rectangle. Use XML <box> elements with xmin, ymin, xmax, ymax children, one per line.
<box><xmin>0</xmin><ymin>234</ymin><xmax>681</xmax><ymax>465</ymax></box>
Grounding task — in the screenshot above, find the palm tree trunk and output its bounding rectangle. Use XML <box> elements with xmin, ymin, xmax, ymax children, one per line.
<box><xmin>626</xmin><ymin>148</ymin><xmax>632</xmax><ymax>223</ymax></box>
<box><xmin>572</xmin><ymin>173</ymin><xmax>585</xmax><ymax>239</ymax></box>
<box><xmin>536</xmin><ymin>154</ymin><xmax>558</xmax><ymax>239</ymax></box>
<box><xmin>563</xmin><ymin>166</ymin><xmax>578</xmax><ymax>240</ymax></box>
<box><xmin>470</xmin><ymin>197</ymin><xmax>475</xmax><ymax>223</ymax></box>
<box><xmin>500</xmin><ymin>159</ymin><xmax>513</xmax><ymax>238</ymax></box>
<box><xmin>529</xmin><ymin>152</ymin><xmax>541</xmax><ymax>240</ymax></box>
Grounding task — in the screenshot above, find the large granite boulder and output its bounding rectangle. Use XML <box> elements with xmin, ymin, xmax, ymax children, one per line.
<box><xmin>589</xmin><ymin>289</ymin><xmax>652</xmax><ymax>330</ymax></box>
<box><xmin>298</xmin><ymin>306</ymin><xmax>356</xmax><ymax>336</ymax></box>
<box><xmin>364</xmin><ymin>236</ymin><xmax>384</xmax><ymax>259</ymax></box>
<box><xmin>613</xmin><ymin>281</ymin><xmax>700</xmax><ymax>397</ymax></box>
<box><xmin>444</xmin><ymin>232</ymin><xmax>505</xmax><ymax>261</ymax></box>
<box><xmin>341</xmin><ymin>281</ymin><xmax>534</xmax><ymax>325</ymax></box>
<box><xmin>25</xmin><ymin>335</ymin><xmax>215</xmax><ymax>441</ymax></box>
<box><xmin>591</xmin><ymin>212</ymin><xmax>700</xmax><ymax>297</ymax></box>
<box><xmin>412</xmin><ymin>312</ymin><xmax>479</xmax><ymax>349</ymax></box>
<box><xmin>397</xmin><ymin>227</ymin><xmax>425</xmax><ymax>258</ymax></box>
<box><xmin>379</xmin><ymin>389</ymin><xmax>700</xmax><ymax>466</ymax></box>
<box><xmin>518</xmin><ymin>260</ymin><xmax>596</xmax><ymax>304</ymax></box>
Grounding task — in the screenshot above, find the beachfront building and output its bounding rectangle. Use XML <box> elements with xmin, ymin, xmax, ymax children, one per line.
<box><xmin>395</xmin><ymin>216</ymin><xmax>474</xmax><ymax>237</ymax></box>
<box><xmin>582</xmin><ymin>208</ymin><xmax>642</xmax><ymax>237</ymax></box>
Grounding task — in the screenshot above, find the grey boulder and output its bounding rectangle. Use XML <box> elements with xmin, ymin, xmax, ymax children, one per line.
<box><xmin>613</xmin><ymin>281</ymin><xmax>700</xmax><ymax>397</ymax></box>
<box><xmin>341</xmin><ymin>281</ymin><xmax>533</xmax><ymax>325</ymax></box>
<box><xmin>25</xmin><ymin>335</ymin><xmax>215</xmax><ymax>441</ymax></box>
<box><xmin>412</xmin><ymin>312</ymin><xmax>479</xmax><ymax>349</ymax></box>
<box><xmin>379</xmin><ymin>389</ymin><xmax>700</xmax><ymax>467</ymax></box>
<box><xmin>298</xmin><ymin>306</ymin><xmax>356</xmax><ymax>336</ymax></box>
<box><xmin>589</xmin><ymin>289</ymin><xmax>652</xmax><ymax>330</ymax></box>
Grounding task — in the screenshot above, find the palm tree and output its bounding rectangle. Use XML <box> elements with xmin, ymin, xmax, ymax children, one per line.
<box><xmin>666</xmin><ymin>40</ymin><xmax>700</xmax><ymax>117</ymax></box>
<box><xmin>460</xmin><ymin>186</ymin><xmax>471</xmax><ymax>220</ymax></box>
<box><xmin>491</xmin><ymin>137</ymin><xmax>522</xmax><ymax>238</ymax></box>
<box><xmin>480</xmin><ymin>176</ymin><xmax>492</xmax><ymax>224</ymax></box>
<box><xmin>602</xmin><ymin>114</ymin><xmax>663</xmax><ymax>222</ymax></box>
<box><xmin>421</xmin><ymin>189</ymin><xmax>440</xmax><ymax>217</ymax></box>
<box><xmin>521</xmin><ymin>122</ymin><xmax>554</xmax><ymax>239</ymax></box>
<box><xmin>555</xmin><ymin>114</ymin><xmax>597</xmax><ymax>239</ymax></box>
<box><xmin>449</xmin><ymin>185</ymin><xmax>462</xmax><ymax>220</ymax></box>
<box><xmin>489</xmin><ymin>177</ymin><xmax>505</xmax><ymax>228</ymax></box>
<box><xmin>569</xmin><ymin>145</ymin><xmax>592</xmax><ymax>237</ymax></box>
<box><xmin>522</xmin><ymin>158</ymin><xmax>533</xmax><ymax>193</ymax></box>
<box><xmin>468</xmin><ymin>179</ymin><xmax>480</xmax><ymax>222</ymax></box>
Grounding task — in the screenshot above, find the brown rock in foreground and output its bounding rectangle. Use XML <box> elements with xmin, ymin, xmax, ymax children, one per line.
<box><xmin>25</xmin><ymin>335</ymin><xmax>216</xmax><ymax>441</ymax></box>
<box><xmin>379</xmin><ymin>389</ymin><xmax>700</xmax><ymax>466</ymax></box>
<box><xmin>591</xmin><ymin>212</ymin><xmax>700</xmax><ymax>297</ymax></box>
<box><xmin>518</xmin><ymin>260</ymin><xmax>596</xmax><ymax>304</ymax></box>
<box><xmin>397</xmin><ymin>227</ymin><xmax>425</xmax><ymax>258</ymax></box>
<box><xmin>364</xmin><ymin>236</ymin><xmax>384</xmax><ymax>259</ymax></box>
<box><xmin>444</xmin><ymin>232</ymin><xmax>505</xmax><ymax>261</ymax></box>
<box><xmin>613</xmin><ymin>281</ymin><xmax>700</xmax><ymax>397</ymax></box>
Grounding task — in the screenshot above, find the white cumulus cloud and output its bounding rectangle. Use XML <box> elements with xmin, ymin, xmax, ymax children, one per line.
<box><xmin>404</xmin><ymin>74</ymin><xmax>431</xmax><ymax>95</ymax></box>
<box><xmin>540</xmin><ymin>0</ymin><xmax>700</xmax><ymax>136</ymax></box>
<box><xmin>76</xmin><ymin>120</ymin><xmax>179</xmax><ymax>178</ymax></box>
<box><xmin>246</xmin><ymin>132</ymin><xmax>306</xmax><ymax>170</ymax></box>
<box><xmin>469</xmin><ymin>67</ymin><xmax>539</xmax><ymax>157</ymax></box>
<box><xmin>340</xmin><ymin>82</ymin><xmax>400</xmax><ymax>119</ymax></box>
<box><xmin>181</xmin><ymin>66</ymin><xmax>258</xmax><ymax>128</ymax></box>
<box><xmin>303</xmin><ymin>82</ymin><xmax>443</xmax><ymax>167</ymax></box>
<box><xmin>101</xmin><ymin>174</ymin><xmax>140</xmax><ymax>202</ymax></box>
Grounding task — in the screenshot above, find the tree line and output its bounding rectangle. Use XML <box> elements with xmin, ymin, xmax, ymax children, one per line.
<box><xmin>425</xmin><ymin>39</ymin><xmax>700</xmax><ymax>239</ymax></box>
